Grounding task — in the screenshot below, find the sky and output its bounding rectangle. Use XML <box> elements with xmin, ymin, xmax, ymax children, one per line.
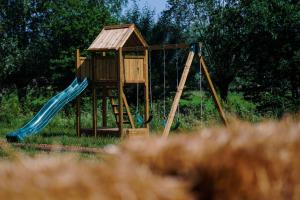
<box><xmin>126</xmin><ymin>0</ymin><xmax>168</xmax><ymax>19</ymax></box>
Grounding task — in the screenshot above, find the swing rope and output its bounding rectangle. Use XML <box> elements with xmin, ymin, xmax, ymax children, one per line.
<box><xmin>176</xmin><ymin>48</ymin><xmax>180</xmax><ymax>118</ymax></box>
<box><xmin>200</xmin><ymin>60</ymin><xmax>203</xmax><ymax>121</ymax></box>
<box><xmin>135</xmin><ymin>50</ymin><xmax>153</xmax><ymax>126</ymax></box>
<box><xmin>199</xmin><ymin>45</ymin><xmax>203</xmax><ymax>123</ymax></box>
<box><xmin>171</xmin><ymin>48</ymin><xmax>181</xmax><ymax>131</ymax></box>
<box><xmin>160</xmin><ymin>47</ymin><xmax>180</xmax><ymax>130</ymax></box>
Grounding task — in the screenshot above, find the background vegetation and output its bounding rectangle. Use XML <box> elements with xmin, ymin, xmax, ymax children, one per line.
<box><xmin>0</xmin><ymin>0</ymin><xmax>299</xmax><ymax>143</ymax></box>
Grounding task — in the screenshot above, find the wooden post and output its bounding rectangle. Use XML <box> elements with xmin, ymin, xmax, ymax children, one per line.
<box><xmin>144</xmin><ymin>49</ymin><xmax>150</xmax><ymax>133</ymax></box>
<box><xmin>162</xmin><ymin>50</ymin><xmax>195</xmax><ymax>137</ymax></box>
<box><xmin>118</xmin><ymin>48</ymin><xmax>124</xmax><ymax>138</ymax></box>
<box><xmin>92</xmin><ymin>53</ymin><xmax>97</xmax><ymax>137</ymax></box>
<box><xmin>199</xmin><ymin>56</ymin><xmax>228</xmax><ymax>126</ymax></box>
<box><xmin>102</xmin><ymin>88</ymin><xmax>107</xmax><ymax>128</ymax></box>
<box><xmin>76</xmin><ymin>49</ymin><xmax>81</xmax><ymax>137</ymax></box>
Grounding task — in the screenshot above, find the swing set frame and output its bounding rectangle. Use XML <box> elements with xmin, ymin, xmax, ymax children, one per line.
<box><xmin>126</xmin><ymin>42</ymin><xmax>227</xmax><ymax>137</ymax></box>
<box><xmin>154</xmin><ymin>43</ymin><xmax>228</xmax><ymax>137</ymax></box>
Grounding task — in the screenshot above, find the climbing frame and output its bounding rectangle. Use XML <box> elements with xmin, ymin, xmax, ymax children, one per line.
<box><xmin>76</xmin><ymin>24</ymin><xmax>150</xmax><ymax>138</ymax></box>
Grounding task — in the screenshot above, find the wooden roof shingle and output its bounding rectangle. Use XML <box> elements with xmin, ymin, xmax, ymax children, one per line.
<box><xmin>88</xmin><ymin>24</ymin><xmax>147</xmax><ymax>51</ymax></box>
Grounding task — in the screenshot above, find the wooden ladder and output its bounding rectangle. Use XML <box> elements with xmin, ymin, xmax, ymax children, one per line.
<box><xmin>109</xmin><ymin>91</ymin><xmax>135</xmax><ymax>128</ymax></box>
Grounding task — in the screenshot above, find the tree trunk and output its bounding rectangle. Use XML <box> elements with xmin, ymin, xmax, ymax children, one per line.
<box><xmin>218</xmin><ymin>80</ymin><xmax>231</xmax><ymax>100</ymax></box>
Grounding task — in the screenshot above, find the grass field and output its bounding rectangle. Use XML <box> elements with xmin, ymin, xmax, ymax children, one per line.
<box><xmin>0</xmin><ymin>114</ymin><xmax>120</xmax><ymax>157</ymax></box>
<box><xmin>0</xmin><ymin>91</ymin><xmax>264</xmax><ymax>157</ymax></box>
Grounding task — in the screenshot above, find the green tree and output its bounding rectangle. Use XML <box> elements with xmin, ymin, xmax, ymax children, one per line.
<box><xmin>163</xmin><ymin>0</ymin><xmax>300</xmax><ymax>105</ymax></box>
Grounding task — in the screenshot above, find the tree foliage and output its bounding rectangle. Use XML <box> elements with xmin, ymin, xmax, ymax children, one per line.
<box><xmin>0</xmin><ymin>0</ymin><xmax>299</xmax><ymax>117</ymax></box>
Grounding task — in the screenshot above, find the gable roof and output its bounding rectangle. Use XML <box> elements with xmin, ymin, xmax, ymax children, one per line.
<box><xmin>88</xmin><ymin>24</ymin><xmax>148</xmax><ymax>51</ymax></box>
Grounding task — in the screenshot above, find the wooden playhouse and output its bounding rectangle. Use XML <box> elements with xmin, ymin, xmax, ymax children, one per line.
<box><xmin>75</xmin><ymin>24</ymin><xmax>150</xmax><ymax>138</ymax></box>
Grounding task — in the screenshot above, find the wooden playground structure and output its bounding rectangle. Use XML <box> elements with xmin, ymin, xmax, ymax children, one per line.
<box><xmin>75</xmin><ymin>24</ymin><xmax>227</xmax><ymax>138</ymax></box>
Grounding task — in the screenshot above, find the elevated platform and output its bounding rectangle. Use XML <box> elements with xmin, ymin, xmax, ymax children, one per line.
<box><xmin>80</xmin><ymin>128</ymin><xmax>148</xmax><ymax>138</ymax></box>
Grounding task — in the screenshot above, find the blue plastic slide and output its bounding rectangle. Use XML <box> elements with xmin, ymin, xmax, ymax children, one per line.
<box><xmin>6</xmin><ymin>78</ymin><xmax>88</xmax><ymax>142</ymax></box>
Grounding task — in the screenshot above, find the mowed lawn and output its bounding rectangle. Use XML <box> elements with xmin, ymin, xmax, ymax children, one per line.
<box><xmin>0</xmin><ymin>114</ymin><xmax>120</xmax><ymax>157</ymax></box>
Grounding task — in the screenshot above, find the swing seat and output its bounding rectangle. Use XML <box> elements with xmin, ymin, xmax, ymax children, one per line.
<box><xmin>160</xmin><ymin>119</ymin><xmax>167</xmax><ymax>126</ymax></box>
<box><xmin>135</xmin><ymin>114</ymin><xmax>154</xmax><ymax>127</ymax></box>
<box><xmin>144</xmin><ymin>115</ymin><xmax>153</xmax><ymax>124</ymax></box>
<box><xmin>135</xmin><ymin>114</ymin><xmax>144</xmax><ymax>126</ymax></box>
<box><xmin>171</xmin><ymin>121</ymin><xmax>180</xmax><ymax>131</ymax></box>
<box><xmin>160</xmin><ymin>119</ymin><xmax>180</xmax><ymax>130</ymax></box>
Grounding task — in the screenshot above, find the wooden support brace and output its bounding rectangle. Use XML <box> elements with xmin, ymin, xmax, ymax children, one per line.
<box><xmin>118</xmin><ymin>48</ymin><xmax>124</xmax><ymax>138</ymax></box>
<box><xmin>122</xmin><ymin>92</ymin><xmax>135</xmax><ymax>128</ymax></box>
<box><xmin>162</xmin><ymin>50</ymin><xmax>195</xmax><ymax>137</ymax></box>
<box><xmin>199</xmin><ymin>56</ymin><xmax>228</xmax><ymax>126</ymax></box>
<box><xmin>102</xmin><ymin>88</ymin><xmax>107</xmax><ymax>128</ymax></box>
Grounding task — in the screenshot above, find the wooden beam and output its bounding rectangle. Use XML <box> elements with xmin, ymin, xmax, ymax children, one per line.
<box><xmin>118</xmin><ymin>48</ymin><xmax>124</xmax><ymax>138</ymax></box>
<box><xmin>122</xmin><ymin>43</ymin><xmax>190</xmax><ymax>52</ymax></box>
<box><xmin>149</xmin><ymin>43</ymin><xmax>190</xmax><ymax>51</ymax></box>
<box><xmin>132</xmin><ymin>25</ymin><xmax>148</xmax><ymax>47</ymax></box>
<box><xmin>122</xmin><ymin>92</ymin><xmax>135</xmax><ymax>128</ymax></box>
<box><xmin>102</xmin><ymin>88</ymin><xmax>107</xmax><ymax>127</ymax></box>
<box><xmin>199</xmin><ymin>56</ymin><xmax>228</xmax><ymax>126</ymax></box>
<box><xmin>162</xmin><ymin>50</ymin><xmax>195</xmax><ymax>137</ymax></box>
<box><xmin>92</xmin><ymin>53</ymin><xmax>97</xmax><ymax>137</ymax></box>
<box><xmin>104</xmin><ymin>24</ymin><xmax>134</xmax><ymax>30</ymax></box>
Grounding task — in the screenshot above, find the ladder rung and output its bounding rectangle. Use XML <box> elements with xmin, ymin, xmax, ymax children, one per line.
<box><xmin>116</xmin><ymin>119</ymin><xmax>130</xmax><ymax>123</ymax></box>
<box><xmin>115</xmin><ymin>112</ymin><xmax>128</xmax><ymax>115</ymax></box>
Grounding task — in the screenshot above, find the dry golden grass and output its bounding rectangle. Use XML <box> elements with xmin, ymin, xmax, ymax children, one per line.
<box><xmin>0</xmin><ymin>155</ymin><xmax>191</xmax><ymax>200</ymax></box>
<box><xmin>1</xmin><ymin>116</ymin><xmax>300</xmax><ymax>200</ymax></box>
<box><xmin>118</xmin><ymin>117</ymin><xmax>300</xmax><ymax>200</ymax></box>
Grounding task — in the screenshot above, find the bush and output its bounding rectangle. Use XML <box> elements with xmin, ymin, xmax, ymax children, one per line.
<box><xmin>225</xmin><ymin>92</ymin><xmax>261</xmax><ymax>122</ymax></box>
<box><xmin>0</xmin><ymin>91</ymin><xmax>22</xmax><ymax>124</ymax></box>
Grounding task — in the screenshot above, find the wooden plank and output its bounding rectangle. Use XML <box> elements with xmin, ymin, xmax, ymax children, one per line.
<box><xmin>88</xmin><ymin>27</ymin><xmax>132</xmax><ymax>51</ymax></box>
<box><xmin>124</xmin><ymin>55</ymin><xmax>145</xmax><ymax>59</ymax></box>
<box><xmin>87</xmin><ymin>28</ymin><xmax>105</xmax><ymax>50</ymax></box>
<box><xmin>102</xmin><ymin>88</ymin><xmax>107</xmax><ymax>127</ymax></box>
<box><xmin>118</xmin><ymin>48</ymin><xmax>124</xmax><ymax>138</ymax></box>
<box><xmin>92</xmin><ymin>53</ymin><xmax>97</xmax><ymax>137</ymax></box>
<box><xmin>150</xmin><ymin>43</ymin><xmax>190</xmax><ymax>51</ymax></box>
<box><xmin>104</xmin><ymin>24</ymin><xmax>133</xmax><ymax>30</ymax></box>
<box><xmin>132</xmin><ymin>26</ymin><xmax>148</xmax><ymax>47</ymax></box>
<box><xmin>162</xmin><ymin>51</ymin><xmax>195</xmax><ymax>137</ymax></box>
<box><xmin>122</xmin><ymin>92</ymin><xmax>135</xmax><ymax>128</ymax></box>
<box><xmin>124</xmin><ymin>128</ymin><xmax>149</xmax><ymax>138</ymax></box>
<box><xmin>117</xmin><ymin>27</ymin><xmax>135</xmax><ymax>50</ymax></box>
<box><xmin>124</xmin><ymin>57</ymin><xmax>144</xmax><ymax>83</ymax></box>
<box><xmin>93</xmin><ymin>56</ymin><xmax>118</xmax><ymax>81</ymax></box>
<box><xmin>199</xmin><ymin>56</ymin><xmax>228</xmax><ymax>126</ymax></box>
<box><xmin>122</xmin><ymin>43</ymin><xmax>190</xmax><ymax>51</ymax></box>
<box><xmin>80</xmin><ymin>128</ymin><xmax>120</xmax><ymax>137</ymax></box>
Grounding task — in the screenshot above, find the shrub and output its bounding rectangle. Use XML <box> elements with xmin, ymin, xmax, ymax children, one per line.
<box><xmin>225</xmin><ymin>92</ymin><xmax>261</xmax><ymax>122</ymax></box>
<box><xmin>0</xmin><ymin>91</ymin><xmax>22</xmax><ymax>124</ymax></box>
